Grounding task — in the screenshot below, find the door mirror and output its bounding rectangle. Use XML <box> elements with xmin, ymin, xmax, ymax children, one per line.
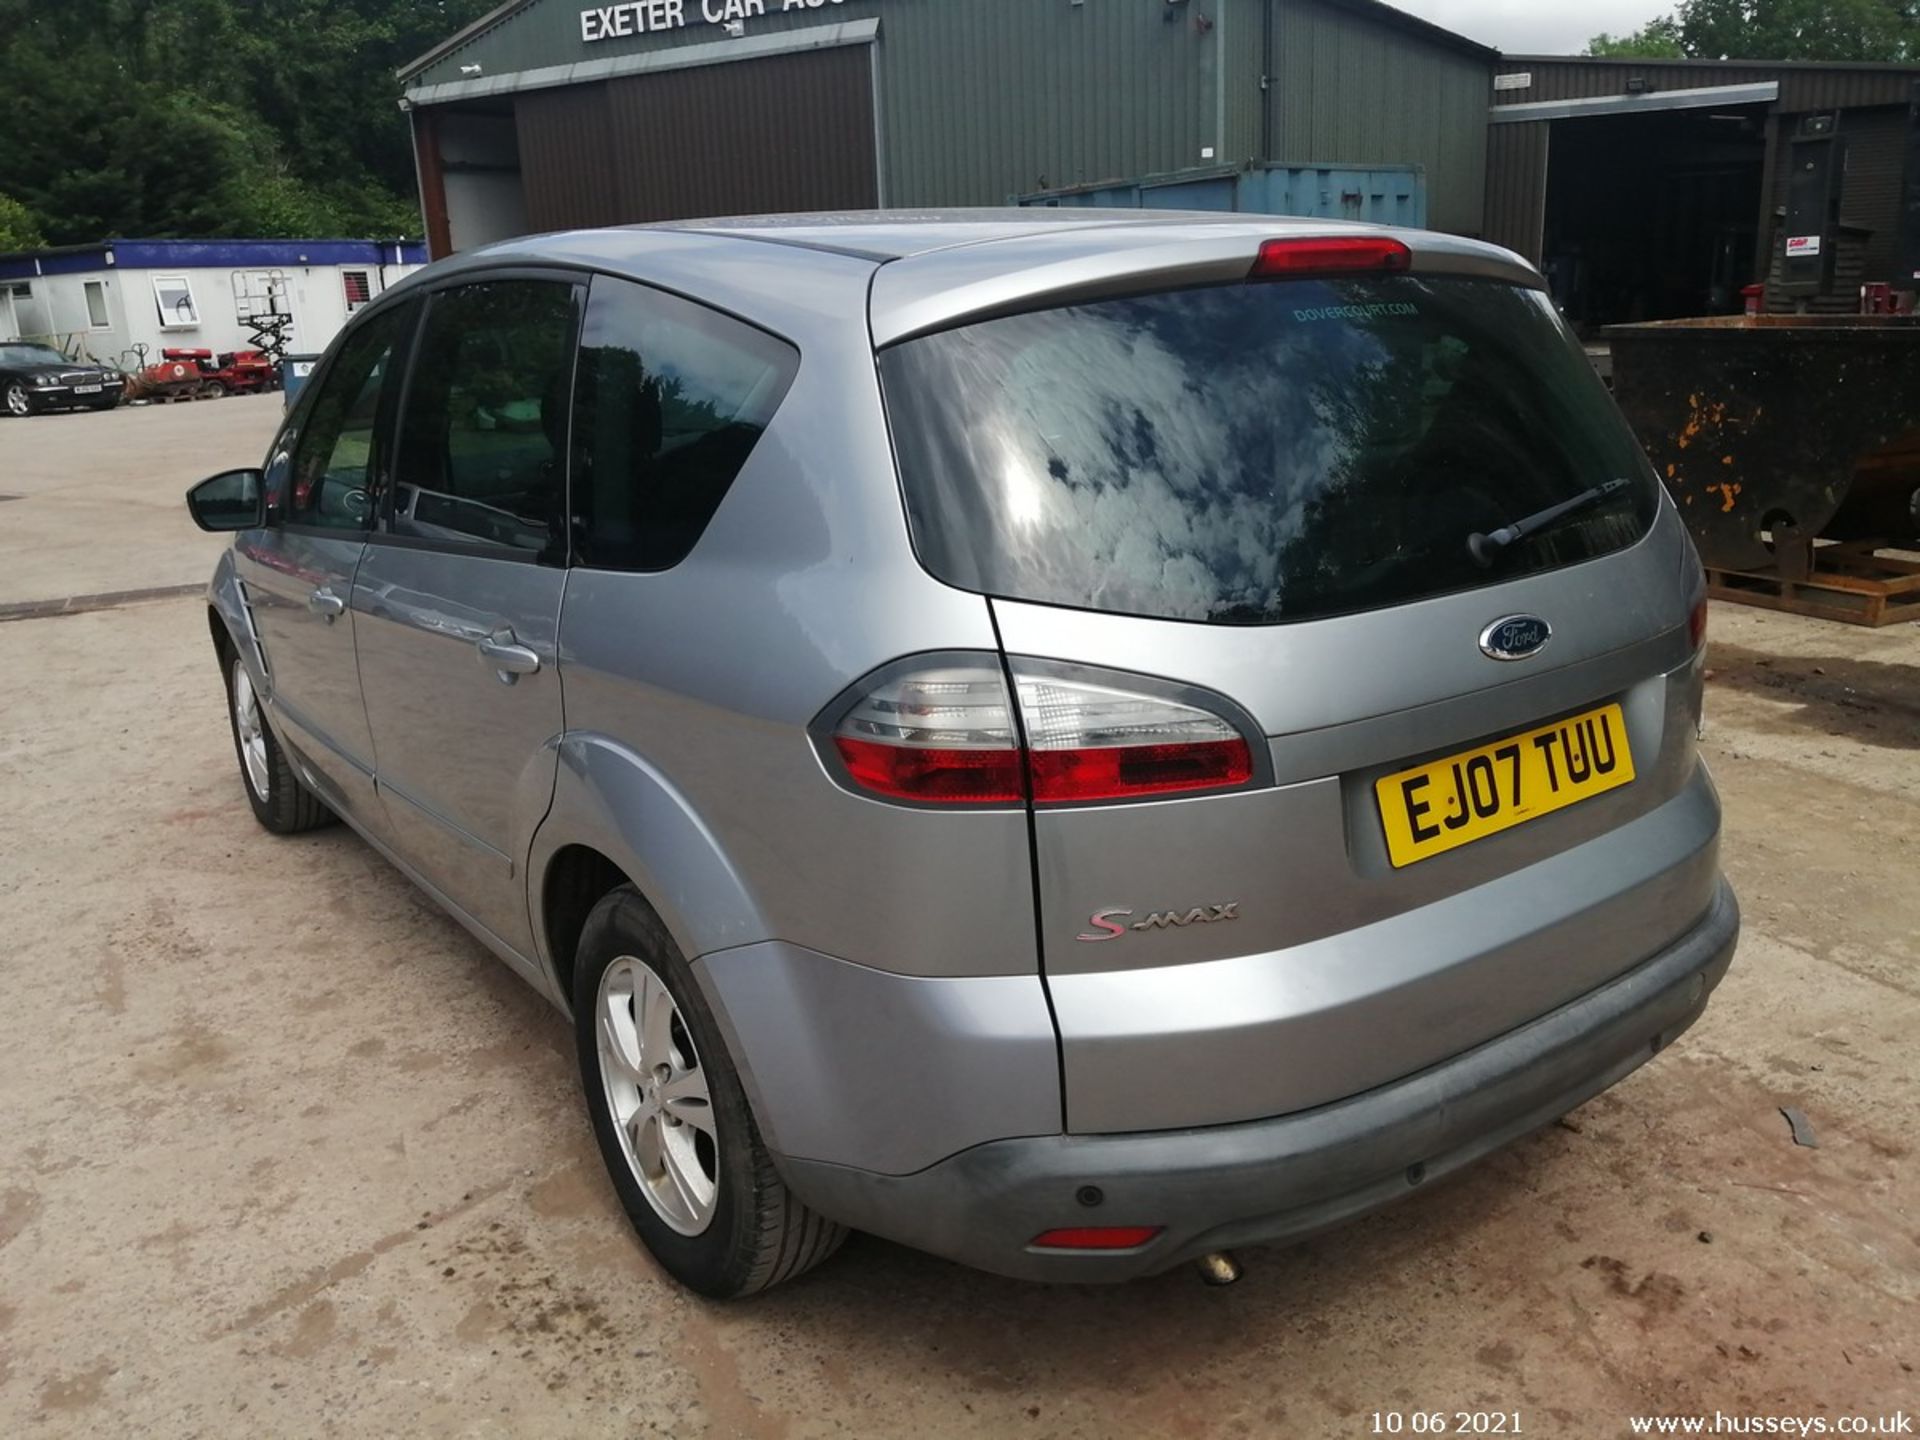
<box><xmin>186</xmin><ymin>469</ymin><xmax>265</xmax><ymax>532</ymax></box>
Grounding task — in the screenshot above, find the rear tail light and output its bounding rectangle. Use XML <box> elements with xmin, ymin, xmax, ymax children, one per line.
<box><xmin>1030</xmin><ymin>1225</ymin><xmax>1163</xmax><ymax>1251</ymax></box>
<box><xmin>1251</xmin><ymin>236</ymin><xmax>1412</xmax><ymax>278</ymax></box>
<box><xmin>822</xmin><ymin>658</ymin><xmax>1259</xmax><ymax>808</ymax></box>
<box><xmin>1020</xmin><ymin>673</ymin><xmax>1253</xmax><ymax>803</ymax></box>
<box><xmin>829</xmin><ymin>663</ymin><xmax>1025</xmax><ymax>804</ymax></box>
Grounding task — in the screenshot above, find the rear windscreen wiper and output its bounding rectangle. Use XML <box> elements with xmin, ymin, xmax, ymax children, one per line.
<box><xmin>1468</xmin><ymin>477</ymin><xmax>1631</xmax><ymax>567</ymax></box>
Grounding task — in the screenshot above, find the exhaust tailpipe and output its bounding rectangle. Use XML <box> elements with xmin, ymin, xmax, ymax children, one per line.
<box><xmin>1195</xmin><ymin>1251</ymin><xmax>1242</xmax><ymax>1286</ymax></box>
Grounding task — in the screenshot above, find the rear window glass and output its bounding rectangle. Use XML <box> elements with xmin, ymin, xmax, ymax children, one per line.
<box><xmin>879</xmin><ymin>276</ymin><xmax>1658</xmax><ymax>625</ymax></box>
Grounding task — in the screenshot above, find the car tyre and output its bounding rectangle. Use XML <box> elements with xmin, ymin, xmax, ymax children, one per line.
<box><xmin>4</xmin><ymin>380</ymin><xmax>35</xmax><ymax>417</ymax></box>
<box><xmin>574</xmin><ymin>886</ymin><xmax>847</xmax><ymax>1297</ymax></box>
<box><xmin>223</xmin><ymin>651</ymin><xmax>335</xmax><ymax>834</ymax></box>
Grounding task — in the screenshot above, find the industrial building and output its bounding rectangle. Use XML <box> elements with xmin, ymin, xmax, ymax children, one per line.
<box><xmin>0</xmin><ymin>239</ymin><xmax>427</xmax><ymax>368</ymax></box>
<box><xmin>397</xmin><ymin>0</ymin><xmax>1496</xmax><ymax>249</ymax></box>
<box><xmin>400</xmin><ymin>1</ymin><xmax>1920</xmax><ymax>331</ymax></box>
<box><xmin>1485</xmin><ymin>58</ymin><xmax>1920</xmax><ymax>328</ymax></box>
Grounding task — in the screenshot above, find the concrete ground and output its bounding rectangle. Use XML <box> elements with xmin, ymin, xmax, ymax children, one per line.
<box><xmin>1</xmin><ymin>400</ymin><xmax>1915</xmax><ymax>1437</ymax></box>
<box><xmin>0</xmin><ymin>393</ymin><xmax>251</xmax><ymax>608</ymax></box>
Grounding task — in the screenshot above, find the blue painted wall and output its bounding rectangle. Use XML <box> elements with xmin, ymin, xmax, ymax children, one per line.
<box><xmin>0</xmin><ymin>239</ymin><xmax>427</xmax><ymax>282</ymax></box>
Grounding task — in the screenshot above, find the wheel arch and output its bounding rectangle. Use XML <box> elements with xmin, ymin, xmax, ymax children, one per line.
<box><xmin>207</xmin><ymin>603</ymin><xmax>233</xmax><ymax>663</ymax></box>
<box><xmin>529</xmin><ymin>733</ymin><xmax>772</xmax><ymax>1010</ymax></box>
<box><xmin>206</xmin><ymin>550</ymin><xmax>253</xmax><ymax>674</ymax></box>
<box><xmin>540</xmin><ymin>843</ymin><xmax>632</xmax><ymax>1010</ymax></box>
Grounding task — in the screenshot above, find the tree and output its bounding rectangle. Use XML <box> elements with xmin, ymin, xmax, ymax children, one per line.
<box><xmin>1589</xmin><ymin>18</ymin><xmax>1688</xmax><ymax>55</ymax></box>
<box><xmin>0</xmin><ymin>0</ymin><xmax>494</xmax><ymax>244</ymax></box>
<box><xmin>1588</xmin><ymin>0</ymin><xmax>1920</xmax><ymax>62</ymax></box>
<box><xmin>0</xmin><ymin>194</ymin><xmax>45</xmax><ymax>251</ymax></box>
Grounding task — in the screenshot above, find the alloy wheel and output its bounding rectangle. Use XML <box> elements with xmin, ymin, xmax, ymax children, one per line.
<box><xmin>231</xmin><ymin>661</ymin><xmax>271</xmax><ymax>800</ymax></box>
<box><xmin>4</xmin><ymin>383</ymin><xmax>28</xmax><ymax>417</ymax></box>
<box><xmin>596</xmin><ymin>955</ymin><xmax>719</xmax><ymax>1235</ymax></box>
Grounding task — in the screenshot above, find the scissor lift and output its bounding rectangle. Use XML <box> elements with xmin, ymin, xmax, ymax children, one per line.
<box><xmin>232</xmin><ymin>269</ymin><xmax>294</xmax><ymax>376</ymax></box>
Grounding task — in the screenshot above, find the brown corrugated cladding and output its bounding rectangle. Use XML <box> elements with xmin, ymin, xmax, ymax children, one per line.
<box><xmin>1491</xmin><ymin>58</ymin><xmax>1920</xmax><ymax>112</ymax></box>
<box><xmin>1483</xmin><ymin>121</ymin><xmax>1547</xmax><ymax>262</ymax></box>
<box><xmin>513</xmin><ymin>48</ymin><xmax>877</xmax><ymax>232</ymax></box>
<box><xmin>515</xmin><ymin>85</ymin><xmax>619</xmax><ymax>230</ymax></box>
<box><xmin>1762</xmin><ymin>104</ymin><xmax>1912</xmax><ymax>284</ymax></box>
<box><xmin>603</xmin><ymin>47</ymin><xmax>877</xmax><ymax>220</ymax></box>
<box><xmin>1839</xmin><ymin>106</ymin><xmax>1911</xmax><ymax>282</ymax></box>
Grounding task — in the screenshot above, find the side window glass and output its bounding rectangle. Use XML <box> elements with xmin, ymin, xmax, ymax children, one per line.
<box><xmin>391</xmin><ymin>280</ymin><xmax>577</xmax><ymax>560</ymax></box>
<box><xmin>572</xmin><ymin>275</ymin><xmax>799</xmax><ymax>572</ymax></box>
<box><xmin>286</xmin><ymin>303</ymin><xmax>413</xmax><ymax>530</ymax></box>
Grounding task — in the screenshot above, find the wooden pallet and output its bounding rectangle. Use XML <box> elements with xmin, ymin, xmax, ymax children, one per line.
<box><xmin>1708</xmin><ymin>544</ymin><xmax>1920</xmax><ymax>627</ymax></box>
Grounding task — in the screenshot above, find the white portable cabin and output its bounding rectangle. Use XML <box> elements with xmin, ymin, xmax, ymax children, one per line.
<box><xmin>0</xmin><ymin>238</ymin><xmax>427</xmax><ymax>368</ymax></box>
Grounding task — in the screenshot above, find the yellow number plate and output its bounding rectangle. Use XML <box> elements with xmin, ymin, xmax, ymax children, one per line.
<box><xmin>1375</xmin><ymin>703</ymin><xmax>1635</xmax><ymax>869</ymax></box>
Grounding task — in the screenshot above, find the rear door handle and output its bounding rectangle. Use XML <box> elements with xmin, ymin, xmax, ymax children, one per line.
<box><xmin>308</xmin><ymin>586</ymin><xmax>345</xmax><ymax>618</ymax></box>
<box><xmin>477</xmin><ymin>634</ymin><xmax>541</xmax><ymax>681</ymax></box>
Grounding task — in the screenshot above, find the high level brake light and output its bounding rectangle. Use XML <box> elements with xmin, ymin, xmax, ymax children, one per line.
<box><xmin>1251</xmin><ymin>236</ymin><xmax>1412</xmax><ymax>278</ymax></box>
<box><xmin>823</xmin><ymin>659</ymin><xmax>1257</xmax><ymax>808</ymax></box>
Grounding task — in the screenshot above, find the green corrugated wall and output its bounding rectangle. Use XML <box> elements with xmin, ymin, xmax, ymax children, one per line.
<box><xmin>875</xmin><ymin>0</ymin><xmax>1223</xmax><ymax>204</ymax></box>
<box><xmin>409</xmin><ymin>0</ymin><xmax>1491</xmax><ymax>229</ymax></box>
<box><xmin>1267</xmin><ymin>0</ymin><xmax>1490</xmax><ymax>234</ymax></box>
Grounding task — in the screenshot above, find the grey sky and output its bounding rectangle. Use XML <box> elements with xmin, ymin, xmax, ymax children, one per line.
<box><xmin>1387</xmin><ymin>0</ymin><xmax>1673</xmax><ymax>54</ymax></box>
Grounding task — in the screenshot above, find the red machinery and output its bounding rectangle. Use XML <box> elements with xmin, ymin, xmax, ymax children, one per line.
<box><xmin>161</xmin><ymin>347</ymin><xmax>277</xmax><ymax>398</ymax></box>
<box><xmin>122</xmin><ymin>351</ymin><xmax>202</xmax><ymax>403</ymax></box>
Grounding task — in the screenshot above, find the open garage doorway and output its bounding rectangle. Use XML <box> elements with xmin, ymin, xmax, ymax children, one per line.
<box><xmin>1542</xmin><ymin>105</ymin><xmax>1769</xmax><ymax>335</ymax></box>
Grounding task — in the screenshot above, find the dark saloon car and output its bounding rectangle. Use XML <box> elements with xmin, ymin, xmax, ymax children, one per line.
<box><xmin>0</xmin><ymin>343</ymin><xmax>122</xmax><ymax>416</ymax></box>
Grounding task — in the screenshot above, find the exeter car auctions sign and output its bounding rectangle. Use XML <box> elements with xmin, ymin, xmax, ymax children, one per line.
<box><xmin>581</xmin><ymin>0</ymin><xmax>855</xmax><ymax>43</ymax></box>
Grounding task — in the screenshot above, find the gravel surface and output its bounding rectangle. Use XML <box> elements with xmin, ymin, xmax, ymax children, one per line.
<box><xmin>1</xmin><ymin>401</ymin><xmax>1914</xmax><ymax>1436</ymax></box>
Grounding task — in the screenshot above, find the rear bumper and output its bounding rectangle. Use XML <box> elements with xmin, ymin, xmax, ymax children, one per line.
<box><xmin>780</xmin><ymin>878</ymin><xmax>1739</xmax><ymax>1282</ymax></box>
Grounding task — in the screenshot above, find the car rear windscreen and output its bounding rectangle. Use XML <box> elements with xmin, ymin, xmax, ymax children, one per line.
<box><xmin>879</xmin><ymin>275</ymin><xmax>1659</xmax><ymax>626</ymax></box>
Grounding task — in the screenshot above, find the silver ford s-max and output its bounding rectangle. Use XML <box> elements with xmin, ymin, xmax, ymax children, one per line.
<box><xmin>189</xmin><ymin>212</ymin><xmax>1739</xmax><ymax>1297</ymax></box>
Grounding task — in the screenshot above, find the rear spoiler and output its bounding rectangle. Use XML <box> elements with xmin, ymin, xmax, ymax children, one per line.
<box><xmin>867</xmin><ymin>221</ymin><xmax>1543</xmax><ymax>348</ymax></box>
